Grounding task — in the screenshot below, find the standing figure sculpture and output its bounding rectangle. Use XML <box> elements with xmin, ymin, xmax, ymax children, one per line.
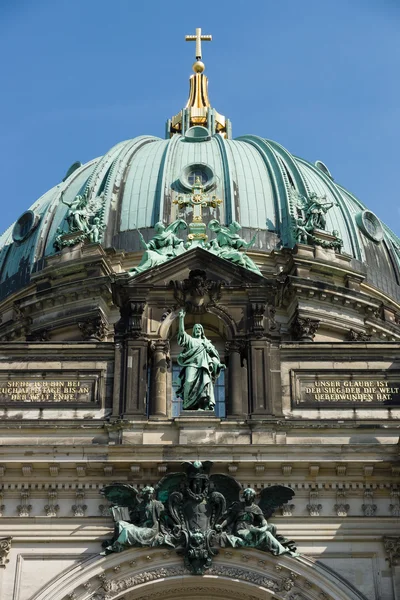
<box><xmin>304</xmin><ymin>192</ymin><xmax>336</xmax><ymax>231</ymax></box>
<box><xmin>176</xmin><ymin>309</ymin><xmax>225</xmax><ymax>411</ymax></box>
<box><xmin>61</xmin><ymin>190</ymin><xmax>91</xmax><ymax>233</ymax></box>
<box><xmin>130</xmin><ymin>219</ymin><xmax>187</xmax><ymax>275</ymax></box>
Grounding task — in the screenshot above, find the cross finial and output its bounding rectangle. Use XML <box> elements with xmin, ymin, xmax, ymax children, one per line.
<box><xmin>185</xmin><ymin>27</ymin><xmax>212</xmax><ymax>61</ymax></box>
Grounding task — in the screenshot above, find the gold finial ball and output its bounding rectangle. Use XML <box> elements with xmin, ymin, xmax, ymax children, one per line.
<box><xmin>192</xmin><ymin>60</ymin><xmax>205</xmax><ymax>73</ymax></box>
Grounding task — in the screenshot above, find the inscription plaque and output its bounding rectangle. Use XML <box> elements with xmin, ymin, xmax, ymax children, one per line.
<box><xmin>291</xmin><ymin>370</ymin><xmax>400</xmax><ymax>407</ymax></box>
<box><xmin>0</xmin><ymin>371</ymin><xmax>100</xmax><ymax>405</ymax></box>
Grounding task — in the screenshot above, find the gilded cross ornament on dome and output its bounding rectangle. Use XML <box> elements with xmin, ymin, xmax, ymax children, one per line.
<box><xmin>185</xmin><ymin>27</ymin><xmax>212</xmax><ymax>73</ymax></box>
<box><xmin>168</xmin><ymin>26</ymin><xmax>230</xmax><ymax>137</ymax></box>
<box><xmin>174</xmin><ymin>176</ymin><xmax>222</xmax><ymax>243</ymax></box>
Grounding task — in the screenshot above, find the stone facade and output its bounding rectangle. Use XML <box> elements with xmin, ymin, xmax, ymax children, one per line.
<box><xmin>0</xmin><ymin>237</ymin><xmax>398</xmax><ymax>600</ymax></box>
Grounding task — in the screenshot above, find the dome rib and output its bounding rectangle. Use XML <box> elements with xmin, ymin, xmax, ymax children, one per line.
<box><xmin>213</xmin><ymin>134</ymin><xmax>234</xmax><ymax>224</ymax></box>
<box><xmin>237</xmin><ymin>135</ymin><xmax>293</xmax><ymax>246</ymax></box>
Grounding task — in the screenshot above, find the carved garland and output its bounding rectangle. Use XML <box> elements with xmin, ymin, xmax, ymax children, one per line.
<box><xmin>73</xmin><ymin>564</ymin><xmax>317</xmax><ymax>600</ymax></box>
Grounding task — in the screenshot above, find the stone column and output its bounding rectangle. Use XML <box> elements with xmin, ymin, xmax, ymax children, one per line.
<box><xmin>226</xmin><ymin>341</ymin><xmax>244</xmax><ymax>417</ymax></box>
<box><xmin>150</xmin><ymin>340</ymin><xmax>170</xmax><ymax>417</ymax></box>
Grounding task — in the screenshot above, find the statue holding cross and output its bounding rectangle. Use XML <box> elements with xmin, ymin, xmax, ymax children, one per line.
<box><xmin>174</xmin><ymin>177</ymin><xmax>222</xmax><ymax>244</ymax></box>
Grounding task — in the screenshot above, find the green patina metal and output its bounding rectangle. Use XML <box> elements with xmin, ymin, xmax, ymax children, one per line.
<box><xmin>53</xmin><ymin>188</ymin><xmax>106</xmax><ymax>250</ymax></box>
<box><xmin>291</xmin><ymin>189</ymin><xmax>343</xmax><ymax>251</ymax></box>
<box><xmin>176</xmin><ymin>309</ymin><xmax>225</xmax><ymax>411</ymax></box>
<box><xmin>0</xmin><ymin>131</ymin><xmax>399</xmax><ymax>300</ymax></box>
<box><xmin>207</xmin><ymin>219</ymin><xmax>262</xmax><ymax>275</ymax></box>
<box><xmin>129</xmin><ymin>220</ymin><xmax>187</xmax><ymax>276</ymax></box>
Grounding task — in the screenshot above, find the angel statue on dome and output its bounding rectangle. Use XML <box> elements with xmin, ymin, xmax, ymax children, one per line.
<box><xmin>207</xmin><ymin>219</ymin><xmax>262</xmax><ymax>275</ymax></box>
<box><xmin>176</xmin><ymin>309</ymin><xmax>225</xmax><ymax>411</ymax></box>
<box><xmin>61</xmin><ymin>189</ymin><xmax>91</xmax><ymax>233</ymax></box>
<box><xmin>130</xmin><ymin>219</ymin><xmax>187</xmax><ymax>276</ymax></box>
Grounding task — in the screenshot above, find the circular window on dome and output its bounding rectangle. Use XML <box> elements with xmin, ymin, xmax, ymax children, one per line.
<box><xmin>12</xmin><ymin>210</ymin><xmax>40</xmax><ymax>243</ymax></box>
<box><xmin>315</xmin><ymin>160</ymin><xmax>333</xmax><ymax>179</ymax></box>
<box><xmin>179</xmin><ymin>163</ymin><xmax>215</xmax><ymax>191</ymax></box>
<box><xmin>356</xmin><ymin>210</ymin><xmax>383</xmax><ymax>243</ymax></box>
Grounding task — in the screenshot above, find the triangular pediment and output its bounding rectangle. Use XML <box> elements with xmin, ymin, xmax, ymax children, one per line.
<box><xmin>126</xmin><ymin>247</ymin><xmax>268</xmax><ymax>287</ymax></box>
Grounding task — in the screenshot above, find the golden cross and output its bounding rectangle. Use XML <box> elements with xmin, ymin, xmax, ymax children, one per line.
<box><xmin>174</xmin><ymin>177</ymin><xmax>221</xmax><ymax>242</ymax></box>
<box><xmin>185</xmin><ymin>28</ymin><xmax>212</xmax><ymax>60</ymax></box>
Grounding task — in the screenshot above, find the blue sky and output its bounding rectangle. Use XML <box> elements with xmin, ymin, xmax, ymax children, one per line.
<box><xmin>0</xmin><ymin>0</ymin><xmax>399</xmax><ymax>235</ymax></box>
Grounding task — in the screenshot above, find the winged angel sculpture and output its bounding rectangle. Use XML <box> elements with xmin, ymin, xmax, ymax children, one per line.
<box><xmin>101</xmin><ymin>461</ymin><xmax>297</xmax><ymax>574</ymax></box>
<box><xmin>290</xmin><ymin>189</ymin><xmax>342</xmax><ymax>251</ymax></box>
<box><xmin>54</xmin><ymin>189</ymin><xmax>106</xmax><ymax>249</ymax></box>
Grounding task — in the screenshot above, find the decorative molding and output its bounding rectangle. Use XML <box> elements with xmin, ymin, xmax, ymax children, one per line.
<box><xmin>104</xmin><ymin>466</ymin><xmax>113</xmax><ymax>477</ymax></box>
<box><xmin>99</xmin><ymin>504</ymin><xmax>111</xmax><ymax>517</ymax></box>
<box><xmin>281</xmin><ymin>503</ymin><xmax>295</xmax><ymax>517</ymax></box>
<box><xmin>72</xmin><ymin>489</ymin><xmax>87</xmax><ymax>517</ymax></box>
<box><xmin>307</xmin><ymin>489</ymin><xmax>322</xmax><ymax>516</ymax></box>
<box><xmin>22</xmin><ymin>464</ymin><xmax>33</xmax><ymax>477</ymax></box>
<box><xmin>17</xmin><ymin>490</ymin><xmax>32</xmax><ymax>517</ymax></box>
<box><xmin>363</xmin><ymin>465</ymin><xmax>374</xmax><ymax>477</ymax></box>
<box><xmin>282</xmin><ymin>465</ymin><xmax>292</xmax><ymax>477</ymax></box>
<box><xmin>44</xmin><ymin>490</ymin><xmax>59</xmax><ymax>517</ymax></box>
<box><xmin>336</xmin><ymin>465</ymin><xmax>347</xmax><ymax>477</ymax></box>
<box><xmin>49</xmin><ymin>464</ymin><xmax>59</xmax><ymax>477</ymax></box>
<box><xmin>170</xmin><ymin>269</ymin><xmax>223</xmax><ymax>313</ymax></box>
<box><xmin>76</xmin><ymin>465</ymin><xmax>87</xmax><ymax>478</ymax></box>
<box><xmin>347</xmin><ymin>329</ymin><xmax>372</xmax><ymax>342</ymax></box>
<box><xmin>0</xmin><ymin>537</ymin><xmax>12</xmax><ymax>568</ymax></box>
<box><xmin>384</xmin><ymin>536</ymin><xmax>400</xmax><ymax>566</ymax></box>
<box><xmin>251</xmin><ymin>303</ymin><xmax>266</xmax><ymax>338</ymax></box>
<box><xmin>389</xmin><ymin>488</ymin><xmax>400</xmax><ymax>517</ymax></box>
<box><xmin>291</xmin><ymin>315</ymin><xmax>320</xmax><ymax>341</ymax></box>
<box><xmin>115</xmin><ymin>301</ymin><xmax>146</xmax><ymax>339</ymax></box>
<box><xmin>362</xmin><ymin>489</ymin><xmax>377</xmax><ymax>517</ymax></box>
<box><xmin>334</xmin><ymin>489</ymin><xmax>349</xmax><ymax>517</ymax></box>
<box><xmin>78</xmin><ymin>316</ymin><xmax>107</xmax><ymax>342</ymax></box>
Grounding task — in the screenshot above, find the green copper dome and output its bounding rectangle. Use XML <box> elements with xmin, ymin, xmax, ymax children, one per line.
<box><xmin>0</xmin><ymin>33</ymin><xmax>399</xmax><ymax>303</ymax></box>
<box><xmin>0</xmin><ymin>130</ymin><xmax>399</xmax><ymax>302</ymax></box>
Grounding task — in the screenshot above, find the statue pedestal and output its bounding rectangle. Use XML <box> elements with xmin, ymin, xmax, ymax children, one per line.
<box><xmin>179</xmin><ymin>410</ymin><xmax>216</xmax><ymax>418</ymax></box>
<box><xmin>312</xmin><ymin>229</ymin><xmax>338</xmax><ymax>244</ymax></box>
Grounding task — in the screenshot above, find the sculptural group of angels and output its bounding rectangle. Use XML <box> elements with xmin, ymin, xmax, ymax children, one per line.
<box><xmin>101</xmin><ymin>461</ymin><xmax>297</xmax><ymax>574</ymax></box>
